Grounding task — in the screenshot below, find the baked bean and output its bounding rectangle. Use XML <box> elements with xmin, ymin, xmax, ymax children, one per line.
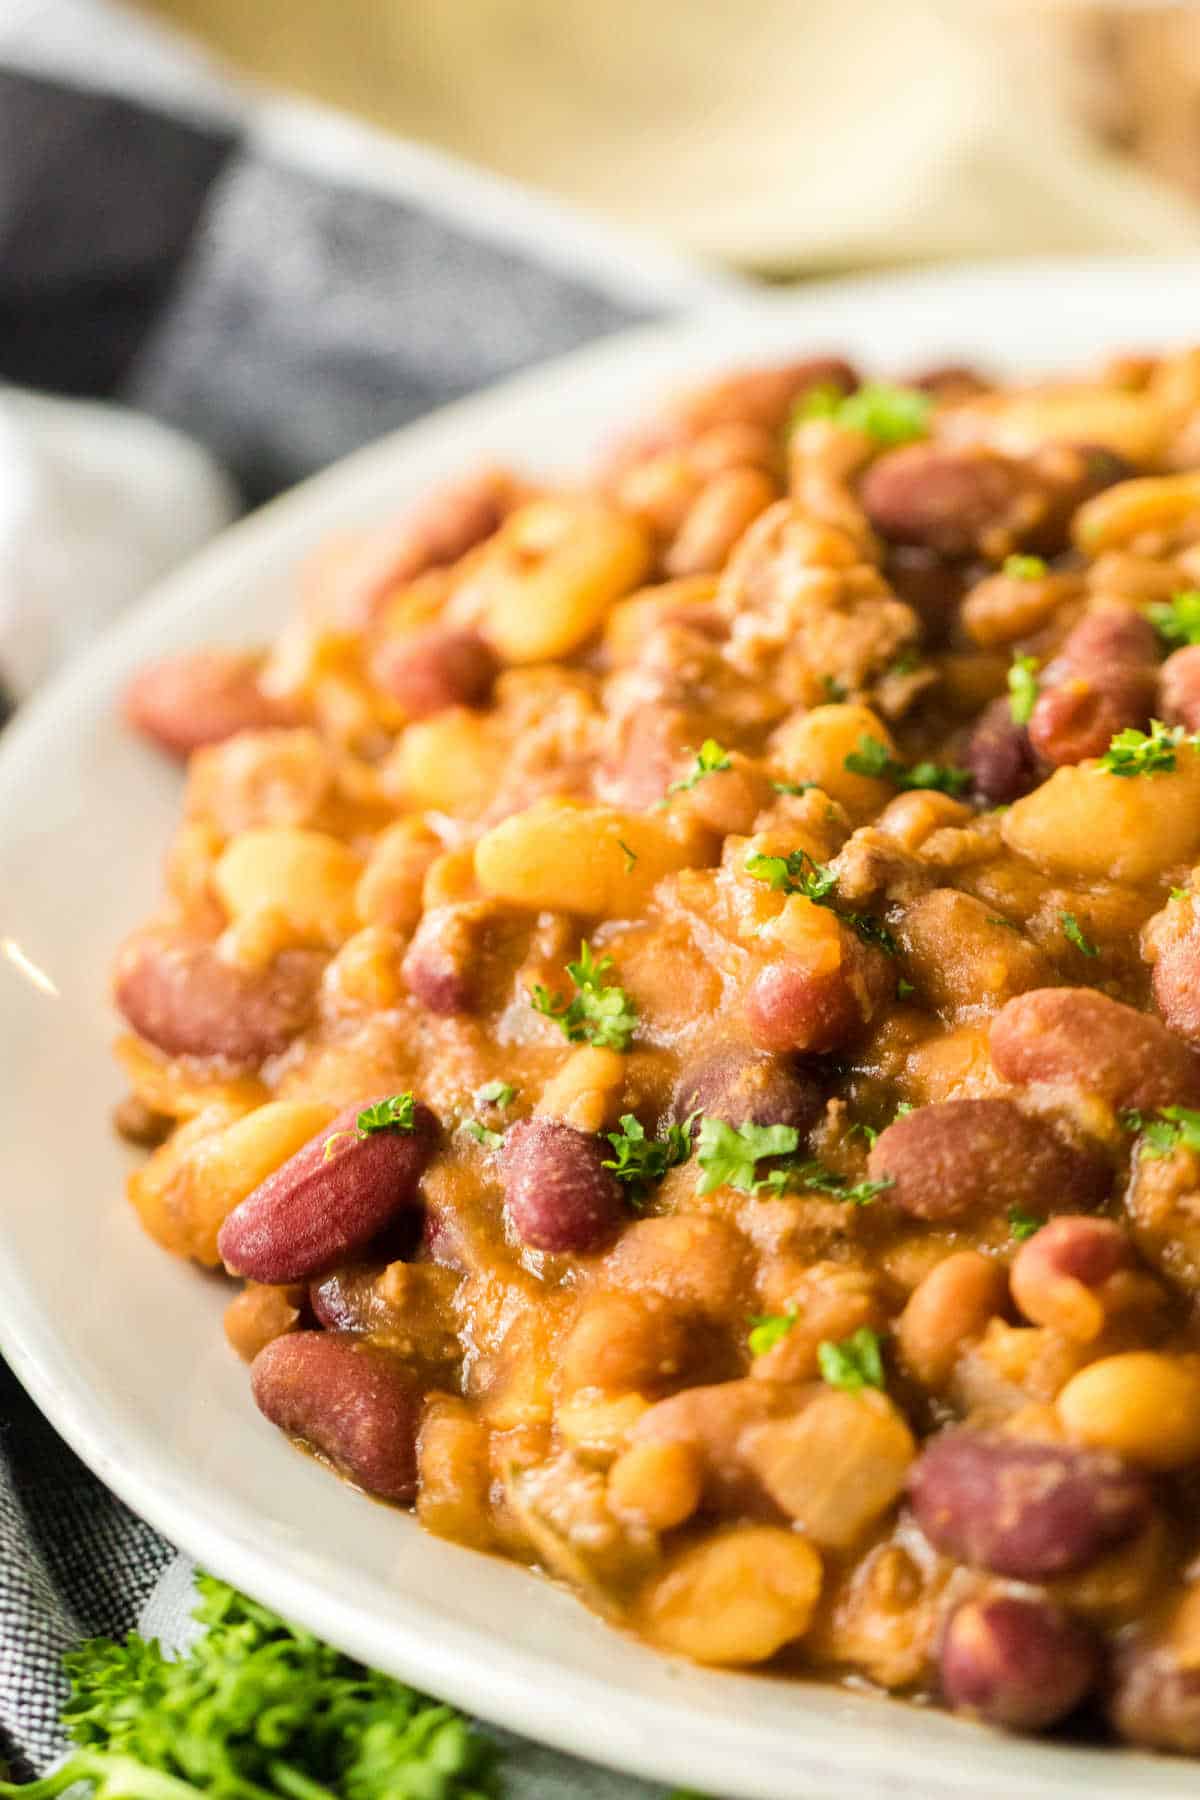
<box><xmin>251</xmin><ymin>1331</ymin><xmax>421</xmax><ymax>1502</ymax></box>
<box><xmin>939</xmin><ymin>1595</ymin><xmax>1099</xmax><ymax>1732</ymax></box>
<box><xmin>602</xmin><ymin>1216</ymin><xmax>750</xmax><ymax>1322</ymax></box>
<box><xmin>217</xmin><ymin>1097</ymin><xmax>438</xmax><ymax>1283</ymax></box>
<box><xmin>1160</xmin><ymin>643</ymin><xmax>1200</xmax><ymax>732</ymax></box>
<box><xmin>474</xmin><ymin>798</ymin><xmax>700</xmax><ymax>917</ymax></box>
<box><xmin>745</xmin><ymin>923</ymin><xmax>894</xmax><ymax>1056</ymax></box>
<box><xmin>224</xmin><ymin>1283</ymin><xmax>302</xmax><ymax>1361</ymax></box>
<box><xmin>632</xmin><ymin>1377</ymin><xmax>808</xmax><ymax>1518</ymax></box>
<box><xmin>960</xmin><ymin>566</ymin><xmax>1083</xmax><ymax>650</ymax></box>
<box><xmin>124</xmin><ymin>648</ymin><xmax>294</xmax><ymax>758</ymax></box>
<box><xmin>400</xmin><ymin>904</ymin><xmax>483</xmax><ymax>1015</ymax></box>
<box><xmin>633</xmin><ymin>1524</ymin><xmax>823</xmax><ymax>1666</ymax></box>
<box><xmin>1028</xmin><ymin>607</ymin><xmax>1158</xmax><ymax>768</ymax></box>
<box><xmin>560</xmin><ymin>1289</ymin><xmax>703</xmax><ymax>1396</ymax></box>
<box><xmin>670</xmin><ymin>1045</ymin><xmax>823</xmax><ymax>1136</ymax></box>
<box><xmin>859</xmin><ymin>444</ymin><xmax>1054</xmax><ymax>560</ymax></box>
<box><xmin>501</xmin><ymin>1117</ymin><xmax>624</xmax><ymax>1254</ymax></box>
<box><xmin>372</xmin><ymin>626</ymin><xmax>498</xmax><ymax>719</ymax></box>
<box><xmin>113</xmin><ymin>929</ymin><xmax>322</xmax><ymax>1063</ymax></box>
<box><xmin>908</xmin><ymin>1430</ymin><xmax>1152</xmax><ymax>1577</ymax></box>
<box><xmin>608</xmin><ymin>1438</ymin><xmax>704</xmax><ymax>1531</ymax></box>
<box><xmin>214</xmin><ymin>827</ymin><xmax>363</xmax><ymax>948</ymax></box>
<box><xmin>896</xmin><ymin>889</ymin><xmax>1054</xmax><ymax>1018</ymax></box>
<box><xmin>1010</xmin><ymin>1217</ymin><xmax>1134</xmax><ymax>1342</ymax></box>
<box><xmin>355</xmin><ymin>818</ymin><xmax>441</xmax><ymax>934</ymax></box>
<box><xmin>388</xmin><ymin>708</ymin><xmax>498</xmax><ymax>816</ymax></box>
<box><xmin>608</xmin><ymin>357</ymin><xmax>857</xmax><ymax>471</ymax></box>
<box><xmin>1072</xmin><ymin>469</ymin><xmax>1200</xmax><ymax>559</ymax></box>
<box><xmin>1057</xmin><ymin>1352</ymin><xmax>1200</xmax><ymax>1470</ymax></box>
<box><xmin>990</xmin><ymin>986</ymin><xmax>1200</xmax><ymax>1110</ymax></box>
<box><xmin>771</xmin><ymin>703</ymin><xmax>898</xmax><ymax>817</ymax></box>
<box><xmin>867</xmin><ymin>1099</ymin><xmax>1108</xmax><ymax>1223</ymax></box>
<box><xmin>964</xmin><ymin>697</ymin><xmax>1040</xmax><ymax>804</ymax></box>
<box><xmin>1146</xmin><ymin>895</ymin><xmax>1200</xmax><ymax>1047</ymax></box>
<box><xmin>664</xmin><ymin>466</ymin><xmax>778</xmax><ymax>578</ymax></box>
<box><xmin>1111</xmin><ymin>1586</ymin><xmax>1200</xmax><ymax>1754</ymax></box>
<box><xmin>1001</xmin><ymin>741</ymin><xmax>1200</xmax><ymax>883</ymax></box>
<box><xmin>896</xmin><ymin>1251</ymin><xmax>1008</xmax><ymax>1388</ymax></box>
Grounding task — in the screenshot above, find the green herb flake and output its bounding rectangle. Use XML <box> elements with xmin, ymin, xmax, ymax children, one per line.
<box><xmin>771</xmin><ymin>779</ymin><xmax>815</xmax><ymax>796</ymax></box>
<box><xmin>1008</xmin><ymin>1207</ymin><xmax>1044</xmax><ymax>1242</ymax></box>
<box><xmin>1171</xmin><ymin>887</ymin><xmax>1191</xmax><ymax>902</ymax></box>
<box><xmin>667</xmin><ymin>738</ymin><xmax>732</xmax><ymax>797</ymax></box>
<box><xmin>618</xmin><ymin>838</ymin><xmax>638</xmax><ymax>873</ymax></box>
<box><xmin>529</xmin><ymin>940</ymin><xmax>638</xmax><ymax>1052</ymax></box>
<box><xmin>1099</xmin><ymin>719</ymin><xmax>1188</xmax><ymax>779</ymax></box>
<box><xmin>603</xmin><ymin>1112</ymin><xmax>694</xmax><ymax>1201</ymax></box>
<box><xmin>896</xmin><ymin>976</ymin><xmax>915</xmax><ymax>999</ymax></box>
<box><xmin>1148</xmin><ymin>589</ymin><xmax>1200</xmax><ymax>649</ymax></box>
<box><xmin>818</xmin><ymin>1327</ymin><xmax>886</xmax><ymax>1394</ymax></box>
<box><xmin>463</xmin><ymin>1121</ymin><xmax>503</xmax><ymax>1150</ymax></box>
<box><xmin>1007</xmin><ymin>653</ymin><xmax>1040</xmax><ymax>726</ymax></box>
<box><xmin>748</xmin><ymin>1312</ymin><xmax>798</xmax><ymax>1358</ymax></box>
<box><xmin>835</xmin><ymin>382</ymin><xmax>932</xmax><ymax>447</ymax></box>
<box><xmin>894</xmin><ymin>1100</ymin><xmax>914</xmax><ymax>1117</ymax></box>
<box><xmin>1126</xmin><ymin>1104</ymin><xmax>1200</xmax><ymax>1161</ymax></box>
<box><xmin>1003</xmin><ymin>554</ymin><xmax>1047</xmax><ymax>581</ymax></box>
<box><xmin>888</xmin><ymin>648</ymin><xmax>922</xmax><ymax>677</ymax></box>
<box><xmin>475</xmin><ymin>1080</ymin><xmax>516</xmax><ymax>1108</ymax></box>
<box><xmin>744</xmin><ymin>848</ymin><xmax>837</xmax><ymax>900</ymax></box>
<box><xmin>694</xmin><ymin>1117</ymin><xmax>800</xmax><ymax>1196</ymax></box>
<box><xmin>791</xmin><ymin>1161</ymin><xmax>895</xmax><ymax>1206</ymax></box>
<box><xmin>844</xmin><ymin>733</ymin><xmax>971</xmax><ymax>796</ymax></box>
<box><xmin>323</xmin><ymin>1092</ymin><xmax>416</xmax><ymax>1161</ymax></box>
<box><xmin>1060</xmin><ymin>912</ymin><xmax>1099</xmax><ymax>958</ymax></box>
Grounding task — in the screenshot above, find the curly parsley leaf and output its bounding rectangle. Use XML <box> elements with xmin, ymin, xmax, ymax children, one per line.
<box><xmin>603</xmin><ymin>1112</ymin><xmax>694</xmax><ymax>1201</ymax></box>
<box><xmin>771</xmin><ymin>778</ymin><xmax>814</xmax><ymax>796</ymax></box>
<box><xmin>1060</xmin><ymin>912</ymin><xmax>1099</xmax><ymax>958</ymax></box>
<box><xmin>1148</xmin><ymin>589</ymin><xmax>1200</xmax><ymax>649</ymax></box>
<box><xmin>818</xmin><ymin>1327</ymin><xmax>886</xmax><ymax>1394</ymax></box>
<box><xmin>796</xmin><ymin>380</ymin><xmax>931</xmax><ymax>447</ymax></box>
<box><xmin>1</xmin><ymin>1572</ymin><xmax>498</xmax><ymax>1800</ymax></box>
<box><xmin>530</xmin><ymin>940</ymin><xmax>638</xmax><ymax>1051</ymax></box>
<box><xmin>668</xmin><ymin>738</ymin><xmax>732</xmax><ymax>796</ymax></box>
<box><xmin>1122</xmin><ymin>1104</ymin><xmax>1200</xmax><ymax>1160</ymax></box>
<box><xmin>790</xmin><ymin>1161</ymin><xmax>895</xmax><ymax>1206</ymax></box>
<box><xmin>843</xmin><ymin>734</ymin><xmax>970</xmax><ymax>796</ymax></box>
<box><xmin>1007</xmin><ymin>653</ymin><xmax>1040</xmax><ymax>726</ymax></box>
<box><xmin>474</xmin><ymin>1080</ymin><xmax>515</xmax><ymax>1109</ymax></box>
<box><xmin>744</xmin><ymin>848</ymin><xmax>837</xmax><ymax>899</ymax></box>
<box><xmin>462</xmin><ymin>1121</ymin><xmax>504</xmax><ymax>1150</ymax></box>
<box><xmin>1008</xmin><ymin>1207</ymin><xmax>1044</xmax><ymax>1242</ymax></box>
<box><xmin>324</xmin><ymin>1092</ymin><xmax>415</xmax><ymax>1161</ymax></box>
<box><xmin>1099</xmin><ymin>719</ymin><xmax>1188</xmax><ymax>778</ymax></box>
<box><xmin>1003</xmin><ymin>554</ymin><xmax>1047</xmax><ymax>581</ymax></box>
<box><xmin>694</xmin><ymin>1117</ymin><xmax>800</xmax><ymax>1196</ymax></box>
<box><xmin>748</xmin><ymin>1312</ymin><xmax>798</xmax><ymax>1357</ymax></box>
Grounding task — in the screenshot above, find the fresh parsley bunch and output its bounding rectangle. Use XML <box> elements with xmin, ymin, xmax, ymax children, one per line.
<box><xmin>2</xmin><ymin>1575</ymin><xmax>497</xmax><ymax>1800</ymax></box>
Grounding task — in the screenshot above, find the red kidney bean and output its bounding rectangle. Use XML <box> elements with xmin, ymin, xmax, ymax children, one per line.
<box><xmin>965</xmin><ymin>696</ymin><xmax>1041</xmax><ymax>803</ymax></box>
<box><xmin>670</xmin><ymin>1046</ymin><xmax>824</xmax><ymax>1136</ymax></box>
<box><xmin>991</xmin><ymin>987</ymin><xmax>1200</xmax><ymax>1111</ymax></box>
<box><xmin>908</xmin><ymin>1430</ymin><xmax>1152</xmax><ymax>1578</ymax></box>
<box><xmin>251</xmin><ymin>1331</ymin><xmax>421</xmax><ymax>1502</ymax></box>
<box><xmin>217</xmin><ymin>1097</ymin><xmax>438</xmax><ymax>1283</ymax></box>
<box><xmin>1028</xmin><ymin>607</ymin><xmax>1158</xmax><ymax>767</ymax></box>
<box><xmin>124</xmin><ymin>649</ymin><xmax>295</xmax><ymax>759</ymax></box>
<box><xmin>372</xmin><ymin>626</ymin><xmax>498</xmax><ymax>718</ymax></box>
<box><xmin>883</xmin><ymin>547</ymin><xmax>969</xmax><ymax>645</ymax></box>
<box><xmin>744</xmin><ymin>933</ymin><xmax>894</xmax><ymax>1057</ymax></box>
<box><xmin>596</xmin><ymin>703</ymin><xmax>695</xmax><ymax>811</ymax></box>
<box><xmin>501</xmin><ymin>1117</ymin><xmax>624</xmax><ymax>1253</ymax></box>
<box><xmin>1014</xmin><ymin>1215</ymin><xmax>1131</xmax><ymax>1294</ymax></box>
<box><xmin>1160</xmin><ymin>644</ymin><xmax>1200</xmax><ymax>733</ymax></box>
<box><xmin>940</xmin><ymin>1595</ymin><xmax>1099</xmax><ymax>1732</ymax></box>
<box><xmin>860</xmin><ymin>445</ymin><xmax>1052</xmax><ymax>559</ymax></box>
<box><xmin>867</xmin><ymin>1098</ymin><xmax>1108</xmax><ymax>1223</ymax></box>
<box><xmin>113</xmin><ymin>929</ymin><xmax>322</xmax><ymax>1063</ymax></box>
<box><xmin>400</xmin><ymin>905</ymin><xmax>480</xmax><ymax>1015</ymax></box>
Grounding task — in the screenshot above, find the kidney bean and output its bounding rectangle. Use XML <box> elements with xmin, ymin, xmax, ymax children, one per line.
<box><xmin>908</xmin><ymin>1430</ymin><xmax>1152</xmax><ymax>1578</ymax></box>
<box><xmin>217</xmin><ymin>1097</ymin><xmax>438</xmax><ymax>1283</ymax></box>
<box><xmin>859</xmin><ymin>444</ymin><xmax>1053</xmax><ymax>560</ymax></box>
<box><xmin>1028</xmin><ymin>608</ymin><xmax>1158</xmax><ymax>767</ymax></box>
<box><xmin>906</xmin><ymin>364</ymin><xmax>993</xmax><ymax>402</ymax></box>
<box><xmin>1111</xmin><ymin>1591</ymin><xmax>1200</xmax><ymax>1754</ymax></box>
<box><xmin>113</xmin><ymin>929</ymin><xmax>322</xmax><ymax>1063</ymax></box>
<box><xmin>744</xmin><ymin>933</ymin><xmax>894</xmax><ymax>1057</ymax></box>
<box><xmin>251</xmin><ymin>1331</ymin><xmax>421</xmax><ymax>1502</ymax></box>
<box><xmin>1011</xmin><ymin>1217</ymin><xmax>1134</xmax><ymax>1340</ymax></box>
<box><xmin>670</xmin><ymin>1046</ymin><xmax>823</xmax><ymax>1136</ymax></box>
<box><xmin>867</xmin><ymin>1098</ymin><xmax>1109</xmax><ymax>1223</ymax></box>
<box><xmin>372</xmin><ymin>626</ymin><xmax>498</xmax><ymax>718</ymax></box>
<box><xmin>501</xmin><ymin>1116</ymin><xmax>624</xmax><ymax>1254</ymax></box>
<box><xmin>965</xmin><ymin>696</ymin><xmax>1041</xmax><ymax>803</ymax></box>
<box><xmin>400</xmin><ymin>908</ymin><xmax>475</xmax><ymax>1014</ymax></box>
<box><xmin>883</xmin><ymin>547</ymin><xmax>968</xmax><ymax>645</ymax></box>
<box><xmin>940</xmin><ymin>1595</ymin><xmax>1099</xmax><ymax>1731</ymax></box>
<box><xmin>124</xmin><ymin>649</ymin><xmax>295</xmax><ymax>759</ymax></box>
<box><xmin>1160</xmin><ymin>644</ymin><xmax>1200</xmax><ymax>733</ymax></box>
<box><xmin>990</xmin><ymin>987</ymin><xmax>1200</xmax><ymax>1111</ymax></box>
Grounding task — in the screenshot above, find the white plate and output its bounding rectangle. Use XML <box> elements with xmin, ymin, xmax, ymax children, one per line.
<box><xmin>4</xmin><ymin>258</ymin><xmax>1200</xmax><ymax>1800</ymax></box>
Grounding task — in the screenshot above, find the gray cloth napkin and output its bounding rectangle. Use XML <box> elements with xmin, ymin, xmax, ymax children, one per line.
<box><xmin>0</xmin><ymin>2</ymin><xmax>731</xmax><ymax>1789</ymax></box>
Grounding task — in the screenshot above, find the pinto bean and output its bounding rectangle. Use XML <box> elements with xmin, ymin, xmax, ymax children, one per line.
<box><xmin>868</xmin><ymin>1098</ymin><xmax>1108</xmax><ymax>1223</ymax></box>
<box><xmin>124</xmin><ymin>649</ymin><xmax>294</xmax><ymax>759</ymax></box>
<box><xmin>1111</xmin><ymin>1588</ymin><xmax>1200</xmax><ymax>1754</ymax></box>
<box><xmin>251</xmin><ymin>1331</ymin><xmax>421</xmax><ymax>1502</ymax></box>
<box><xmin>744</xmin><ymin>930</ymin><xmax>894</xmax><ymax>1057</ymax></box>
<box><xmin>217</xmin><ymin>1097</ymin><xmax>438</xmax><ymax>1282</ymax></box>
<box><xmin>939</xmin><ymin>1595</ymin><xmax>1099</xmax><ymax>1732</ymax></box>
<box><xmin>113</xmin><ymin>929</ymin><xmax>322</xmax><ymax>1063</ymax></box>
<box><xmin>964</xmin><ymin>697</ymin><xmax>1041</xmax><ymax>804</ymax></box>
<box><xmin>1160</xmin><ymin>644</ymin><xmax>1200</xmax><ymax>732</ymax></box>
<box><xmin>1147</xmin><ymin>897</ymin><xmax>1200</xmax><ymax>1048</ymax></box>
<box><xmin>670</xmin><ymin>1046</ymin><xmax>823</xmax><ymax>1136</ymax></box>
<box><xmin>896</xmin><ymin>1251</ymin><xmax>1009</xmax><ymax>1389</ymax></box>
<box><xmin>859</xmin><ymin>444</ymin><xmax>1054</xmax><ymax>560</ymax></box>
<box><xmin>372</xmin><ymin>626</ymin><xmax>498</xmax><ymax>719</ymax></box>
<box><xmin>400</xmin><ymin>904</ymin><xmax>479</xmax><ymax>1014</ymax></box>
<box><xmin>501</xmin><ymin>1117</ymin><xmax>624</xmax><ymax>1253</ymax></box>
<box><xmin>1011</xmin><ymin>1217</ymin><xmax>1135</xmax><ymax>1341</ymax></box>
<box><xmin>990</xmin><ymin>986</ymin><xmax>1200</xmax><ymax>1110</ymax></box>
<box><xmin>1028</xmin><ymin>607</ymin><xmax>1158</xmax><ymax>767</ymax></box>
<box><xmin>908</xmin><ymin>1430</ymin><xmax>1152</xmax><ymax>1578</ymax></box>
<box><xmin>664</xmin><ymin>466</ymin><xmax>778</xmax><ymax>578</ymax></box>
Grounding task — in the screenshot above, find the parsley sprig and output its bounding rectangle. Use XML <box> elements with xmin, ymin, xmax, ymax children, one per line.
<box><xmin>1148</xmin><ymin>589</ymin><xmax>1200</xmax><ymax>649</ymax></box>
<box><xmin>843</xmin><ymin>734</ymin><xmax>971</xmax><ymax>796</ymax></box>
<box><xmin>748</xmin><ymin>1312</ymin><xmax>797</xmax><ymax>1357</ymax></box>
<box><xmin>818</xmin><ymin>1327</ymin><xmax>886</xmax><ymax>1393</ymax></box>
<box><xmin>1059</xmin><ymin>912</ymin><xmax>1099</xmax><ymax>958</ymax></box>
<box><xmin>530</xmin><ymin>941</ymin><xmax>638</xmax><ymax>1051</ymax></box>
<box><xmin>1121</xmin><ymin>1104</ymin><xmax>1200</xmax><ymax>1160</ymax></box>
<box><xmin>795</xmin><ymin>381</ymin><xmax>931</xmax><ymax>447</ymax></box>
<box><xmin>1008</xmin><ymin>1207</ymin><xmax>1044</xmax><ymax>1242</ymax></box>
<box><xmin>1003</xmin><ymin>554</ymin><xmax>1047</xmax><ymax>581</ymax></box>
<box><xmin>1007</xmin><ymin>653</ymin><xmax>1040</xmax><ymax>726</ymax></box>
<box><xmin>602</xmin><ymin>1112</ymin><xmax>694</xmax><ymax>1203</ymax></box>
<box><xmin>667</xmin><ymin>738</ymin><xmax>732</xmax><ymax>796</ymax></box>
<box><xmin>0</xmin><ymin>1573</ymin><xmax>497</xmax><ymax>1800</ymax></box>
<box><xmin>323</xmin><ymin>1093</ymin><xmax>415</xmax><ymax>1161</ymax></box>
<box><xmin>693</xmin><ymin>1118</ymin><xmax>892</xmax><ymax>1204</ymax></box>
<box><xmin>743</xmin><ymin>848</ymin><xmax>898</xmax><ymax>954</ymax></box>
<box><xmin>1099</xmin><ymin>719</ymin><xmax>1189</xmax><ymax>778</ymax></box>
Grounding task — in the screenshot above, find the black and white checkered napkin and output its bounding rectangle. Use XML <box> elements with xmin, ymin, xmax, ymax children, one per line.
<box><xmin>0</xmin><ymin>3</ymin><xmax>730</xmax><ymax>1787</ymax></box>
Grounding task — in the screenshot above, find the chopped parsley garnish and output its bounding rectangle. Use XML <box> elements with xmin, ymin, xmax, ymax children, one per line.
<box><xmin>618</xmin><ymin>838</ymin><xmax>638</xmax><ymax>873</ymax></box>
<box><xmin>1171</xmin><ymin>886</ymin><xmax>1191</xmax><ymax>902</ymax></box>
<box><xmin>1099</xmin><ymin>719</ymin><xmax>1188</xmax><ymax>778</ymax></box>
<box><xmin>530</xmin><ymin>940</ymin><xmax>638</xmax><ymax>1051</ymax></box>
<box><xmin>603</xmin><ymin>1112</ymin><xmax>694</xmax><ymax>1199</ymax></box>
<box><xmin>888</xmin><ymin>648</ymin><xmax>922</xmax><ymax>677</ymax></box>
<box><xmin>1060</xmin><ymin>912</ymin><xmax>1099</xmax><ymax>958</ymax></box>
<box><xmin>748</xmin><ymin>1312</ymin><xmax>798</xmax><ymax>1357</ymax></box>
<box><xmin>1008</xmin><ymin>1207</ymin><xmax>1043</xmax><ymax>1242</ymax></box>
<box><xmin>323</xmin><ymin>1092</ymin><xmax>415</xmax><ymax>1161</ymax></box>
<box><xmin>694</xmin><ymin>1118</ymin><xmax>800</xmax><ymax>1196</ymax></box>
<box><xmin>1148</xmin><ymin>589</ymin><xmax>1200</xmax><ymax>649</ymax></box>
<box><xmin>896</xmin><ymin>976</ymin><xmax>915</xmax><ymax>999</ymax></box>
<box><xmin>771</xmin><ymin>779</ymin><xmax>815</xmax><ymax>796</ymax></box>
<box><xmin>744</xmin><ymin>847</ymin><xmax>897</xmax><ymax>954</ymax></box>
<box><xmin>818</xmin><ymin>1327</ymin><xmax>886</xmax><ymax>1394</ymax></box>
<box><xmin>849</xmin><ymin>1120</ymin><xmax>879</xmax><ymax>1148</ymax></box>
<box><xmin>796</xmin><ymin>380</ymin><xmax>931</xmax><ymax>447</ymax></box>
<box><xmin>844</xmin><ymin>734</ymin><xmax>971</xmax><ymax>796</ymax></box>
<box><xmin>848</xmin><ymin>913</ymin><xmax>900</xmax><ymax>956</ymax></box>
<box><xmin>821</xmin><ymin>674</ymin><xmax>848</xmax><ymax>703</ymax></box>
<box><xmin>1007</xmin><ymin>653</ymin><xmax>1040</xmax><ymax>726</ymax></box>
<box><xmin>462</xmin><ymin>1120</ymin><xmax>503</xmax><ymax>1150</ymax></box>
<box><xmin>1003</xmin><ymin>554</ymin><xmax>1047</xmax><ymax>581</ymax></box>
<box><xmin>791</xmin><ymin>1161</ymin><xmax>895</xmax><ymax>1206</ymax></box>
<box><xmin>667</xmin><ymin>738</ymin><xmax>732</xmax><ymax>796</ymax></box>
<box><xmin>475</xmin><ymin>1079</ymin><xmax>515</xmax><ymax>1108</ymax></box>
<box><xmin>986</xmin><ymin>914</ymin><xmax>1021</xmax><ymax>933</ymax></box>
<box><xmin>1122</xmin><ymin>1104</ymin><xmax>1200</xmax><ymax>1160</ymax></box>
